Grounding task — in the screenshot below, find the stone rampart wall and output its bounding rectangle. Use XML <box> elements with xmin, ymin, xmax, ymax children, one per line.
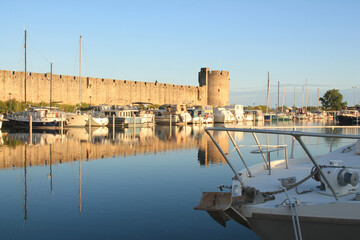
<box><xmin>0</xmin><ymin>70</ymin><xmax>207</xmax><ymax>106</ymax></box>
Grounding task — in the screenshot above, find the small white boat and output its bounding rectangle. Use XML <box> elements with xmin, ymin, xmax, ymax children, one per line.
<box><xmin>94</xmin><ymin>105</ymin><xmax>155</xmax><ymax>126</ymax></box>
<box><xmin>154</xmin><ymin>104</ymin><xmax>191</xmax><ymax>125</ymax></box>
<box><xmin>65</xmin><ymin>110</ymin><xmax>88</xmax><ymax>127</ymax></box>
<box><xmin>196</xmin><ymin>127</ymin><xmax>360</xmax><ymax>240</ymax></box>
<box><xmin>245</xmin><ymin>110</ymin><xmax>264</xmax><ymax>122</ymax></box>
<box><xmin>225</xmin><ymin>105</ymin><xmax>245</xmax><ymax>122</ymax></box>
<box><xmin>214</xmin><ymin>107</ymin><xmax>235</xmax><ymax>123</ymax></box>
<box><xmin>87</xmin><ymin>113</ymin><xmax>109</xmax><ymax>127</ymax></box>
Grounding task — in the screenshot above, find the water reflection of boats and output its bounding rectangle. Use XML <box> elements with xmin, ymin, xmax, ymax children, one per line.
<box><xmin>0</xmin><ymin>125</ymin><xmax>230</xmax><ymax>169</ymax></box>
<box><xmin>5</xmin><ymin>132</ymin><xmax>63</xmax><ymax>145</ymax></box>
<box><xmin>66</xmin><ymin>127</ymin><xmax>109</xmax><ymax>141</ymax></box>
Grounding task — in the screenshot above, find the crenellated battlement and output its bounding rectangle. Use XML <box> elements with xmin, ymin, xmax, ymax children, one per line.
<box><xmin>0</xmin><ymin>69</ymin><xmax>208</xmax><ymax>106</ymax></box>
<box><xmin>208</xmin><ymin>70</ymin><xmax>229</xmax><ymax>77</ymax></box>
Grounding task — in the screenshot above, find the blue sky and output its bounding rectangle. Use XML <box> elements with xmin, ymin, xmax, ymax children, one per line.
<box><xmin>1</xmin><ymin>0</ymin><xmax>359</xmax><ymax>107</ymax></box>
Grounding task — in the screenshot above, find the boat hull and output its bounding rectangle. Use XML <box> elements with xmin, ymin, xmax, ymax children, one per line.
<box><xmin>7</xmin><ymin>119</ymin><xmax>61</xmax><ymax>128</ymax></box>
<box><xmin>336</xmin><ymin>115</ymin><xmax>359</xmax><ymax>125</ymax></box>
<box><xmin>249</xmin><ymin>212</ymin><xmax>360</xmax><ymax>240</ymax></box>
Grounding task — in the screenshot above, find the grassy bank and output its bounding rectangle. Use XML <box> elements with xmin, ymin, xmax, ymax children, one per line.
<box><xmin>0</xmin><ymin>99</ymin><xmax>92</xmax><ymax>114</ymax></box>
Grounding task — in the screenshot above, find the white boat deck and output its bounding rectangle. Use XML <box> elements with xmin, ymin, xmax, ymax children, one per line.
<box><xmin>239</xmin><ymin>143</ymin><xmax>360</xmax><ymax>209</ymax></box>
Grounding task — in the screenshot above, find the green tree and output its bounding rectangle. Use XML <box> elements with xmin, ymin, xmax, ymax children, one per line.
<box><xmin>319</xmin><ymin>89</ymin><xmax>347</xmax><ymax>110</ymax></box>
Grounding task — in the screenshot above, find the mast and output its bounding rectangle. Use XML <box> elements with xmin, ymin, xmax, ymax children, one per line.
<box><xmin>50</xmin><ymin>63</ymin><xmax>53</xmax><ymax>110</ymax></box>
<box><xmin>266</xmin><ymin>72</ymin><xmax>270</xmax><ymax>113</ymax></box>
<box><xmin>24</xmin><ymin>30</ymin><xmax>27</xmax><ymax>107</ymax></box>
<box><xmin>317</xmin><ymin>88</ymin><xmax>319</xmax><ymax>111</ymax></box>
<box><xmin>302</xmin><ymin>86</ymin><xmax>304</xmax><ymax>110</ymax></box>
<box><xmin>281</xmin><ymin>83</ymin><xmax>286</xmax><ymax>113</ymax></box>
<box><xmin>294</xmin><ymin>86</ymin><xmax>296</xmax><ymax>108</ymax></box>
<box><xmin>305</xmin><ymin>79</ymin><xmax>308</xmax><ymax>112</ymax></box>
<box><xmin>277</xmin><ymin>81</ymin><xmax>280</xmax><ymax>112</ymax></box>
<box><xmin>79</xmin><ymin>36</ymin><xmax>82</xmax><ymax>109</ymax></box>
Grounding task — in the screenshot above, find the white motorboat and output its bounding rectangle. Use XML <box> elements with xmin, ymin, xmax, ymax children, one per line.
<box><xmin>65</xmin><ymin>110</ymin><xmax>88</xmax><ymax>127</ymax></box>
<box><xmin>225</xmin><ymin>105</ymin><xmax>245</xmax><ymax>122</ymax></box>
<box><xmin>245</xmin><ymin>110</ymin><xmax>264</xmax><ymax>122</ymax></box>
<box><xmin>7</xmin><ymin>107</ymin><xmax>65</xmax><ymax>128</ymax></box>
<box><xmin>87</xmin><ymin>113</ymin><xmax>109</xmax><ymax>127</ymax></box>
<box><xmin>154</xmin><ymin>104</ymin><xmax>191</xmax><ymax>125</ymax></box>
<box><xmin>196</xmin><ymin>127</ymin><xmax>360</xmax><ymax>240</ymax></box>
<box><xmin>213</xmin><ymin>107</ymin><xmax>235</xmax><ymax>123</ymax></box>
<box><xmin>94</xmin><ymin>105</ymin><xmax>155</xmax><ymax>126</ymax></box>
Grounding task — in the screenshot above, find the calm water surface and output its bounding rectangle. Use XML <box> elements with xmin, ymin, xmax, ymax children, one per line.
<box><xmin>0</xmin><ymin>121</ymin><xmax>358</xmax><ymax>239</ymax></box>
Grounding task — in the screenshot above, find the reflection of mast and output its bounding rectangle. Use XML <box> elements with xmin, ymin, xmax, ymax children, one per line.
<box><xmin>79</xmin><ymin>159</ymin><xmax>82</xmax><ymax>214</ymax></box>
<box><xmin>49</xmin><ymin>145</ymin><xmax>53</xmax><ymax>192</ymax></box>
<box><xmin>24</xmin><ymin>145</ymin><xmax>28</xmax><ymax>221</ymax></box>
<box><xmin>79</xmin><ymin>142</ymin><xmax>82</xmax><ymax>214</ymax></box>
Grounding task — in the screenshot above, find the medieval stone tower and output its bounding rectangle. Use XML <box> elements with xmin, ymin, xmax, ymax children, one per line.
<box><xmin>198</xmin><ymin>68</ymin><xmax>229</xmax><ymax>107</ymax></box>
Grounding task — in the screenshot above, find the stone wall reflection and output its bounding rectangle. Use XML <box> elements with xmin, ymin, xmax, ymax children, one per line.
<box><xmin>0</xmin><ymin>125</ymin><xmax>230</xmax><ymax>169</ymax></box>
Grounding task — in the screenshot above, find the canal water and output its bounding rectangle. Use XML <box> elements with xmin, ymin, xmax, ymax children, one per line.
<box><xmin>0</xmin><ymin>121</ymin><xmax>358</xmax><ymax>239</ymax></box>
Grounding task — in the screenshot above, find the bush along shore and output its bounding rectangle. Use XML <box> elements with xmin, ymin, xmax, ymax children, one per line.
<box><xmin>0</xmin><ymin>99</ymin><xmax>160</xmax><ymax>115</ymax></box>
<box><xmin>0</xmin><ymin>99</ymin><xmax>92</xmax><ymax>114</ymax></box>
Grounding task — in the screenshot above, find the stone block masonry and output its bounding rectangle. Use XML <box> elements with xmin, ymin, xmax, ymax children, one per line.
<box><xmin>0</xmin><ymin>68</ymin><xmax>229</xmax><ymax>106</ymax></box>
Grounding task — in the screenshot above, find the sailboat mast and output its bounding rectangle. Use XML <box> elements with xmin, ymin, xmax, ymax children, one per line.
<box><xmin>294</xmin><ymin>86</ymin><xmax>296</xmax><ymax>108</ymax></box>
<box><xmin>24</xmin><ymin>30</ymin><xmax>27</xmax><ymax>107</ymax></box>
<box><xmin>266</xmin><ymin>72</ymin><xmax>270</xmax><ymax>113</ymax></box>
<box><xmin>305</xmin><ymin>79</ymin><xmax>308</xmax><ymax>112</ymax></box>
<box><xmin>277</xmin><ymin>81</ymin><xmax>280</xmax><ymax>112</ymax></box>
<box><xmin>317</xmin><ymin>88</ymin><xmax>319</xmax><ymax>111</ymax></box>
<box><xmin>50</xmin><ymin>63</ymin><xmax>53</xmax><ymax>110</ymax></box>
<box><xmin>302</xmin><ymin>86</ymin><xmax>304</xmax><ymax>109</ymax></box>
<box><xmin>79</xmin><ymin>36</ymin><xmax>82</xmax><ymax>109</ymax></box>
<box><xmin>281</xmin><ymin>83</ymin><xmax>286</xmax><ymax>113</ymax></box>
